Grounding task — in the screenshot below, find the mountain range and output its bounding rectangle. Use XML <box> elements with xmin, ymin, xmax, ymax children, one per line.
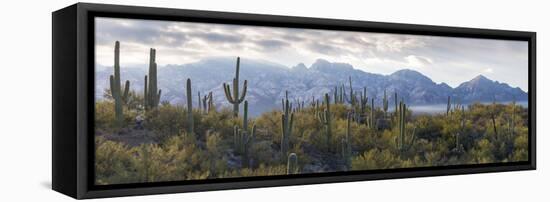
<box><xmin>95</xmin><ymin>58</ymin><xmax>527</xmax><ymax>116</ymax></box>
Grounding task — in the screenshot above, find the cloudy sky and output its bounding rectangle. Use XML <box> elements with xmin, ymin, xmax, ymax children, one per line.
<box><xmin>95</xmin><ymin>17</ymin><xmax>528</xmax><ymax>90</ymax></box>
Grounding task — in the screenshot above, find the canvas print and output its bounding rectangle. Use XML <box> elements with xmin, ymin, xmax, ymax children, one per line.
<box><xmin>94</xmin><ymin>17</ymin><xmax>529</xmax><ymax>185</ymax></box>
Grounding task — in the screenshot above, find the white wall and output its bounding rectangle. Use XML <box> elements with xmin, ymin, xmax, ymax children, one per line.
<box><xmin>0</xmin><ymin>0</ymin><xmax>547</xmax><ymax>201</ymax></box>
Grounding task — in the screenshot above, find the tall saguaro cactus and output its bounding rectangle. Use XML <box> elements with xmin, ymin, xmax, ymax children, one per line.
<box><xmin>333</xmin><ymin>84</ymin><xmax>346</xmax><ymax>104</ymax></box>
<box><xmin>110</xmin><ymin>41</ymin><xmax>130</xmax><ymax>127</ymax></box>
<box><xmin>144</xmin><ymin>48</ymin><xmax>161</xmax><ymax>109</ymax></box>
<box><xmin>342</xmin><ymin>111</ymin><xmax>353</xmax><ymax>169</ymax></box>
<box><xmin>234</xmin><ymin>124</ymin><xmax>256</xmax><ymax>168</ymax></box>
<box><xmin>201</xmin><ymin>92</ymin><xmax>213</xmax><ymax>114</ymax></box>
<box><xmin>446</xmin><ymin>96</ymin><xmax>452</xmax><ymax>116</ymax></box>
<box><xmin>320</xmin><ymin>93</ymin><xmax>333</xmax><ymax>152</ymax></box>
<box><xmin>397</xmin><ymin>101</ymin><xmax>416</xmax><ymax>153</ymax></box>
<box><xmin>382</xmin><ymin>90</ymin><xmax>389</xmax><ymax>116</ymax></box>
<box><xmin>186</xmin><ymin>78</ymin><xmax>194</xmax><ymax>137</ymax></box>
<box><xmin>344</xmin><ymin>76</ymin><xmax>355</xmax><ymax>105</ymax></box>
<box><xmin>508</xmin><ymin>101</ymin><xmax>516</xmax><ymax>138</ymax></box>
<box><xmin>455</xmin><ymin>105</ymin><xmax>466</xmax><ymax>152</ymax></box>
<box><xmin>233</xmin><ymin>100</ymin><xmax>256</xmax><ymax>167</ymax></box>
<box><xmin>367</xmin><ymin>98</ymin><xmax>375</xmax><ymax>129</ymax></box>
<box><xmin>223</xmin><ymin>57</ymin><xmax>248</xmax><ymax>117</ymax></box>
<box><xmin>281</xmin><ymin>91</ymin><xmax>294</xmax><ymax>155</ymax></box>
<box><xmin>394</xmin><ymin>92</ymin><xmax>399</xmax><ymax>118</ymax></box>
<box><xmin>359</xmin><ymin>87</ymin><xmax>368</xmax><ymax>114</ymax></box>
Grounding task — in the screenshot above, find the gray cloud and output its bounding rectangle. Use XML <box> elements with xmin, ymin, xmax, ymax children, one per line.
<box><xmin>253</xmin><ymin>39</ymin><xmax>289</xmax><ymax>51</ymax></box>
<box><xmin>96</xmin><ymin>18</ymin><xmax>189</xmax><ymax>46</ymax></box>
<box><xmin>307</xmin><ymin>42</ymin><xmax>349</xmax><ymax>56</ymax></box>
<box><xmin>193</xmin><ymin>32</ymin><xmax>244</xmax><ymax>43</ymax></box>
<box><xmin>95</xmin><ymin>17</ymin><xmax>528</xmax><ymax>90</ymax></box>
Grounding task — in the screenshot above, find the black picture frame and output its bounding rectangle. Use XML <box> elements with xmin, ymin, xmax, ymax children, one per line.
<box><xmin>52</xmin><ymin>3</ymin><xmax>536</xmax><ymax>199</ymax></box>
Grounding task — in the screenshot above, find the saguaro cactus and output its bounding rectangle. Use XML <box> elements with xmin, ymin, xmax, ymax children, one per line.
<box><xmin>359</xmin><ymin>87</ymin><xmax>367</xmax><ymax>108</ymax></box>
<box><xmin>461</xmin><ymin>105</ymin><xmax>466</xmax><ymax>130</ymax></box>
<box><xmin>197</xmin><ymin>91</ymin><xmax>202</xmax><ymax>113</ymax></box>
<box><xmin>287</xmin><ymin>153</ymin><xmax>299</xmax><ymax>174</ymax></box>
<box><xmin>446</xmin><ymin>96</ymin><xmax>451</xmax><ymax>116</ymax></box>
<box><xmin>344</xmin><ymin>76</ymin><xmax>355</xmax><ymax>105</ymax></box>
<box><xmin>394</xmin><ymin>92</ymin><xmax>399</xmax><ymax>117</ymax></box>
<box><xmin>233</xmin><ymin>100</ymin><xmax>255</xmax><ymax>167</ymax></box>
<box><xmin>383</xmin><ymin>90</ymin><xmax>388</xmax><ymax>116</ymax></box>
<box><xmin>320</xmin><ymin>93</ymin><xmax>333</xmax><ymax>152</ymax></box>
<box><xmin>144</xmin><ymin>48</ymin><xmax>161</xmax><ymax>109</ymax></box>
<box><xmin>223</xmin><ymin>57</ymin><xmax>248</xmax><ymax>117</ymax></box>
<box><xmin>201</xmin><ymin>92</ymin><xmax>213</xmax><ymax>113</ymax></box>
<box><xmin>359</xmin><ymin>87</ymin><xmax>368</xmax><ymax>118</ymax></box>
<box><xmin>508</xmin><ymin>101</ymin><xmax>516</xmax><ymax>138</ymax></box>
<box><xmin>490</xmin><ymin>97</ymin><xmax>498</xmax><ymax>138</ymax></box>
<box><xmin>110</xmin><ymin>41</ymin><xmax>130</xmax><ymax>127</ymax></box>
<box><xmin>342</xmin><ymin>111</ymin><xmax>353</xmax><ymax>169</ymax></box>
<box><xmin>367</xmin><ymin>98</ymin><xmax>375</xmax><ymax>129</ymax></box>
<box><xmin>281</xmin><ymin>91</ymin><xmax>294</xmax><ymax>155</ymax></box>
<box><xmin>233</xmin><ymin>124</ymin><xmax>256</xmax><ymax>167</ymax></box>
<box><xmin>397</xmin><ymin>101</ymin><xmax>416</xmax><ymax>153</ymax></box>
<box><xmin>333</xmin><ymin>84</ymin><xmax>346</xmax><ymax>104</ymax></box>
<box><xmin>243</xmin><ymin>100</ymin><xmax>249</xmax><ymax>130</ymax></box>
<box><xmin>454</xmin><ymin>105</ymin><xmax>466</xmax><ymax>152</ymax></box>
<box><xmin>186</xmin><ymin>78</ymin><xmax>194</xmax><ymax>136</ymax></box>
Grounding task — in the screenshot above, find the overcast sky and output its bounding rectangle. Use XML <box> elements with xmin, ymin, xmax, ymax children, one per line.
<box><xmin>95</xmin><ymin>17</ymin><xmax>528</xmax><ymax>90</ymax></box>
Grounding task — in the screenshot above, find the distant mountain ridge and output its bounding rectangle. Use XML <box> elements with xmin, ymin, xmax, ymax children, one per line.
<box><xmin>95</xmin><ymin>57</ymin><xmax>528</xmax><ymax>116</ymax></box>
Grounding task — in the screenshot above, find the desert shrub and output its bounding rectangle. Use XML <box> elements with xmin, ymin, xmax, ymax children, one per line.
<box><xmin>145</xmin><ymin>104</ymin><xmax>187</xmax><ymax>141</ymax></box>
<box><xmin>94</xmin><ymin>99</ymin><xmax>530</xmax><ymax>184</ymax></box>
<box><xmin>351</xmin><ymin>149</ymin><xmax>400</xmax><ymax>170</ymax></box>
<box><xmin>249</xmin><ymin>140</ymin><xmax>279</xmax><ymax>167</ymax></box>
<box><xmin>223</xmin><ymin>164</ymin><xmax>286</xmax><ymax>178</ymax></box>
<box><xmin>95</xmin><ymin>101</ymin><xmax>116</xmax><ymax>130</ymax></box>
<box><xmin>95</xmin><ymin>137</ymin><xmax>139</xmax><ymax>184</ymax></box>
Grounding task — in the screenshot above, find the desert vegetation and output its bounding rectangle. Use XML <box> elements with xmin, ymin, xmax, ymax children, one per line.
<box><xmin>95</xmin><ymin>41</ymin><xmax>528</xmax><ymax>185</ymax></box>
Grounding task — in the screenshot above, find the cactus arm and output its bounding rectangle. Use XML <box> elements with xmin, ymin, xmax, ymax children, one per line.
<box><xmin>123</xmin><ymin>80</ymin><xmax>130</xmax><ymax>101</ymax></box>
<box><xmin>223</xmin><ymin>83</ymin><xmax>235</xmax><ymax>103</ymax></box>
<box><xmin>237</xmin><ymin>80</ymin><xmax>248</xmax><ymax>103</ymax></box>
